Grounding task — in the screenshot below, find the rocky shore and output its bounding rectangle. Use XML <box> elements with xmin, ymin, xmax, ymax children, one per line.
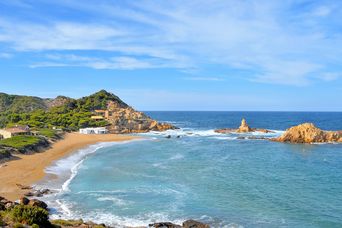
<box><xmin>0</xmin><ymin>196</ymin><xmax>210</xmax><ymax>228</ymax></box>
<box><xmin>272</xmin><ymin>123</ymin><xmax>342</xmax><ymax>143</ymax></box>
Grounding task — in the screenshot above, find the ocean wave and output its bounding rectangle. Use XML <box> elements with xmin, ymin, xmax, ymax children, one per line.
<box><xmin>50</xmin><ymin>210</ymin><xmax>186</xmax><ymax>228</ymax></box>
<box><xmin>142</xmin><ymin>128</ymin><xmax>284</xmax><ymax>140</ymax></box>
<box><xmin>97</xmin><ymin>196</ymin><xmax>130</xmax><ymax>207</ymax></box>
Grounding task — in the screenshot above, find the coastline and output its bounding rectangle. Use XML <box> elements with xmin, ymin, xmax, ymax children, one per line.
<box><xmin>0</xmin><ymin>132</ymin><xmax>139</xmax><ymax>201</ymax></box>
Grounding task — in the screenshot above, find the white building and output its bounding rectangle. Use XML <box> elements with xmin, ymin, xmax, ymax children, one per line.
<box><xmin>79</xmin><ymin>127</ymin><xmax>108</xmax><ymax>134</ymax></box>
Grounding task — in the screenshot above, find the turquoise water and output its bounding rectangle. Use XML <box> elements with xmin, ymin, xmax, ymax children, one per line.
<box><xmin>39</xmin><ymin>112</ymin><xmax>342</xmax><ymax>227</ymax></box>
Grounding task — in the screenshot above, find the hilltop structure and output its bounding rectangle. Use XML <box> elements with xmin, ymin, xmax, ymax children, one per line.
<box><xmin>0</xmin><ymin>125</ymin><xmax>31</xmax><ymax>139</ymax></box>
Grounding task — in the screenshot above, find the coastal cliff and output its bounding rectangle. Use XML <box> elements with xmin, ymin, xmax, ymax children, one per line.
<box><xmin>272</xmin><ymin>123</ymin><xmax>342</xmax><ymax>143</ymax></box>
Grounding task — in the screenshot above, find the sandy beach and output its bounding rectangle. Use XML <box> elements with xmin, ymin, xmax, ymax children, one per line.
<box><xmin>0</xmin><ymin>132</ymin><xmax>138</xmax><ymax>201</ymax></box>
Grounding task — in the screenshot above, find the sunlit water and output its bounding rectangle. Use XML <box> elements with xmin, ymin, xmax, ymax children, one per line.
<box><xmin>37</xmin><ymin>112</ymin><xmax>342</xmax><ymax>227</ymax></box>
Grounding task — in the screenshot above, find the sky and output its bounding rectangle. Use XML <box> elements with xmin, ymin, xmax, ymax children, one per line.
<box><xmin>0</xmin><ymin>0</ymin><xmax>341</xmax><ymax>111</ymax></box>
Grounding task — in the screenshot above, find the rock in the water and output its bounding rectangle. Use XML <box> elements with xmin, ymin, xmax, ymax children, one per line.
<box><xmin>183</xmin><ymin>220</ymin><xmax>210</xmax><ymax>228</ymax></box>
<box><xmin>273</xmin><ymin>123</ymin><xmax>342</xmax><ymax>143</ymax></box>
<box><xmin>19</xmin><ymin>196</ymin><xmax>30</xmax><ymax>205</ymax></box>
<box><xmin>214</xmin><ymin>128</ymin><xmax>236</xmax><ymax>134</ymax></box>
<box><xmin>215</xmin><ymin>119</ymin><xmax>274</xmax><ymax>135</ymax></box>
<box><xmin>149</xmin><ymin>222</ymin><xmax>182</xmax><ymax>228</ymax></box>
<box><xmin>28</xmin><ymin>199</ymin><xmax>48</xmax><ymax>209</ymax></box>
<box><xmin>236</xmin><ymin>118</ymin><xmax>252</xmax><ymax>133</ymax></box>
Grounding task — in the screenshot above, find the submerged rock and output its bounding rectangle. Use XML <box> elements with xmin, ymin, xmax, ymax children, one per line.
<box><xmin>272</xmin><ymin>123</ymin><xmax>342</xmax><ymax>143</ymax></box>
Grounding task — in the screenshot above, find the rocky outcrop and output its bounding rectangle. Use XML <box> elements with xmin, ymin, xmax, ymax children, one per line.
<box><xmin>105</xmin><ymin>100</ymin><xmax>177</xmax><ymax>134</ymax></box>
<box><xmin>149</xmin><ymin>220</ymin><xmax>209</xmax><ymax>228</ymax></box>
<box><xmin>236</xmin><ymin>118</ymin><xmax>252</xmax><ymax>133</ymax></box>
<box><xmin>272</xmin><ymin>123</ymin><xmax>342</xmax><ymax>143</ymax></box>
<box><xmin>215</xmin><ymin>118</ymin><xmax>274</xmax><ymax>134</ymax></box>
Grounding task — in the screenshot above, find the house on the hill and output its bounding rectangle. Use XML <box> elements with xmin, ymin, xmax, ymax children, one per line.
<box><xmin>79</xmin><ymin>127</ymin><xmax>108</xmax><ymax>134</ymax></box>
<box><xmin>0</xmin><ymin>125</ymin><xmax>31</xmax><ymax>139</ymax></box>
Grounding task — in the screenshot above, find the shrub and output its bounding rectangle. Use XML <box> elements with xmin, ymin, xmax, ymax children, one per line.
<box><xmin>13</xmin><ymin>223</ymin><xmax>24</xmax><ymax>228</ymax></box>
<box><xmin>38</xmin><ymin>129</ymin><xmax>58</xmax><ymax>139</ymax></box>
<box><xmin>31</xmin><ymin>224</ymin><xmax>40</xmax><ymax>228</ymax></box>
<box><xmin>8</xmin><ymin>205</ymin><xmax>49</xmax><ymax>226</ymax></box>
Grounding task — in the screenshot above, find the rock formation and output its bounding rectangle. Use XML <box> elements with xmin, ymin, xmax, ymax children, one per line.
<box><xmin>105</xmin><ymin>100</ymin><xmax>177</xmax><ymax>133</ymax></box>
<box><xmin>272</xmin><ymin>123</ymin><xmax>342</xmax><ymax>143</ymax></box>
<box><xmin>236</xmin><ymin>118</ymin><xmax>252</xmax><ymax>133</ymax></box>
<box><xmin>215</xmin><ymin>118</ymin><xmax>274</xmax><ymax>134</ymax></box>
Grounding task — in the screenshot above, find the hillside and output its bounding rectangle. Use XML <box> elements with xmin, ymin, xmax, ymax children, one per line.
<box><xmin>0</xmin><ymin>90</ymin><xmax>175</xmax><ymax>133</ymax></box>
<box><xmin>0</xmin><ymin>93</ymin><xmax>72</xmax><ymax>113</ymax></box>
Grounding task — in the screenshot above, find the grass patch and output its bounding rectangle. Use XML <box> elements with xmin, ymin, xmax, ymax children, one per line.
<box><xmin>0</xmin><ymin>136</ymin><xmax>41</xmax><ymax>150</ymax></box>
<box><xmin>38</xmin><ymin>129</ymin><xmax>57</xmax><ymax>139</ymax></box>
<box><xmin>1</xmin><ymin>205</ymin><xmax>49</xmax><ymax>226</ymax></box>
<box><xmin>51</xmin><ymin>219</ymin><xmax>84</xmax><ymax>226</ymax></box>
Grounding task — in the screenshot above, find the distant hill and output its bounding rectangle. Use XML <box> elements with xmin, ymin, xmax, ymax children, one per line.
<box><xmin>0</xmin><ymin>93</ymin><xmax>73</xmax><ymax>113</ymax></box>
<box><xmin>0</xmin><ymin>90</ymin><xmax>175</xmax><ymax>133</ymax></box>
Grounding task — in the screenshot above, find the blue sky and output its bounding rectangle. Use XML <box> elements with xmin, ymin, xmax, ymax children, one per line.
<box><xmin>0</xmin><ymin>0</ymin><xmax>341</xmax><ymax>111</ymax></box>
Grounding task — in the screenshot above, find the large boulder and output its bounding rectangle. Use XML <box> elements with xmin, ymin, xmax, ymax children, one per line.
<box><xmin>149</xmin><ymin>222</ymin><xmax>182</xmax><ymax>228</ymax></box>
<box><xmin>273</xmin><ymin>123</ymin><xmax>342</xmax><ymax>143</ymax></box>
<box><xmin>28</xmin><ymin>199</ymin><xmax>48</xmax><ymax>209</ymax></box>
<box><xmin>183</xmin><ymin>220</ymin><xmax>210</xmax><ymax>228</ymax></box>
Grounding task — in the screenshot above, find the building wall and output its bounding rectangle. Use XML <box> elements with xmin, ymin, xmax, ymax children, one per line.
<box><xmin>0</xmin><ymin>130</ymin><xmax>12</xmax><ymax>139</ymax></box>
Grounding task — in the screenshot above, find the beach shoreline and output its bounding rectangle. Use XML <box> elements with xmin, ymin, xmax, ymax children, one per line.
<box><xmin>0</xmin><ymin>132</ymin><xmax>139</xmax><ymax>201</ymax></box>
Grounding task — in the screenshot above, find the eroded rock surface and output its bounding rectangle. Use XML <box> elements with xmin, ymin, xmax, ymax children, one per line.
<box><xmin>272</xmin><ymin>123</ymin><xmax>342</xmax><ymax>143</ymax></box>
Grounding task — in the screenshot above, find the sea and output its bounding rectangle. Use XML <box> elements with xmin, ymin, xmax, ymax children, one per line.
<box><xmin>36</xmin><ymin>112</ymin><xmax>342</xmax><ymax>228</ymax></box>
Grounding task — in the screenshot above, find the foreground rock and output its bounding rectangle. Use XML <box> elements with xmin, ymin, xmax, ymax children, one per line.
<box><xmin>215</xmin><ymin>118</ymin><xmax>274</xmax><ymax>134</ymax></box>
<box><xmin>272</xmin><ymin>123</ymin><xmax>342</xmax><ymax>143</ymax></box>
<box><xmin>1</xmin><ymin>196</ymin><xmax>210</xmax><ymax>228</ymax></box>
<box><xmin>149</xmin><ymin>220</ymin><xmax>209</xmax><ymax>228</ymax></box>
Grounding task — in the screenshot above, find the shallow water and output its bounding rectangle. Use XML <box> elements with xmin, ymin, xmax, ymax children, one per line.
<box><xmin>38</xmin><ymin>112</ymin><xmax>342</xmax><ymax>227</ymax></box>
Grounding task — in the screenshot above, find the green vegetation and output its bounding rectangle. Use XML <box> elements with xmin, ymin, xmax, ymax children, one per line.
<box><xmin>51</xmin><ymin>219</ymin><xmax>84</xmax><ymax>226</ymax></box>
<box><xmin>0</xmin><ymin>90</ymin><xmax>122</xmax><ymax>131</ymax></box>
<box><xmin>38</xmin><ymin>129</ymin><xmax>58</xmax><ymax>139</ymax></box>
<box><xmin>0</xmin><ymin>136</ymin><xmax>41</xmax><ymax>150</ymax></box>
<box><xmin>2</xmin><ymin>205</ymin><xmax>49</xmax><ymax>226</ymax></box>
<box><xmin>0</xmin><ymin>148</ymin><xmax>11</xmax><ymax>159</ymax></box>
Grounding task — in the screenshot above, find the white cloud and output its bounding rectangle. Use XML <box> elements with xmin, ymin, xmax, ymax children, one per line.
<box><xmin>0</xmin><ymin>0</ymin><xmax>342</xmax><ymax>85</ymax></box>
<box><xmin>30</xmin><ymin>54</ymin><xmax>173</xmax><ymax>70</ymax></box>
<box><xmin>0</xmin><ymin>53</ymin><xmax>12</xmax><ymax>58</ymax></box>
<box><xmin>184</xmin><ymin>77</ymin><xmax>224</xmax><ymax>81</ymax></box>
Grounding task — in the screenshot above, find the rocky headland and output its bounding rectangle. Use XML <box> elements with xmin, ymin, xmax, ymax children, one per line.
<box><xmin>272</xmin><ymin>123</ymin><xmax>342</xmax><ymax>143</ymax></box>
<box><xmin>215</xmin><ymin>118</ymin><xmax>274</xmax><ymax>134</ymax></box>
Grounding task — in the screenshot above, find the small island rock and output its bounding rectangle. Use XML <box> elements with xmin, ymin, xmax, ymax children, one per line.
<box><xmin>272</xmin><ymin>123</ymin><xmax>342</xmax><ymax>143</ymax></box>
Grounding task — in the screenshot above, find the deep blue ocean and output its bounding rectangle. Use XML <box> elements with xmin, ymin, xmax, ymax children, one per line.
<box><xmin>38</xmin><ymin>112</ymin><xmax>342</xmax><ymax>228</ymax></box>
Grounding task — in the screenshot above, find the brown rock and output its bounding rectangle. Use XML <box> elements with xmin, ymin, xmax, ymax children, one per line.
<box><xmin>28</xmin><ymin>199</ymin><xmax>48</xmax><ymax>209</ymax></box>
<box><xmin>272</xmin><ymin>123</ymin><xmax>342</xmax><ymax>143</ymax></box>
<box><xmin>214</xmin><ymin>128</ymin><xmax>235</xmax><ymax>134</ymax></box>
<box><xmin>149</xmin><ymin>222</ymin><xmax>182</xmax><ymax>228</ymax></box>
<box><xmin>183</xmin><ymin>220</ymin><xmax>210</xmax><ymax>228</ymax></box>
<box><xmin>236</xmin><ymin>118</ymin><xmax>252</xmax><ymax>133</ymax></box>
<box><xmin>19</xmin><ymin>196</ymin><xmax>30</xmax><ymax>205</ymax></box>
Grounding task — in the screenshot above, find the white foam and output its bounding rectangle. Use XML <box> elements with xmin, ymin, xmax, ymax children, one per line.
<box><xmin>97</xmin><ymin>196</ymin><xmax>130</xmax><ymax>206</ymax></box>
